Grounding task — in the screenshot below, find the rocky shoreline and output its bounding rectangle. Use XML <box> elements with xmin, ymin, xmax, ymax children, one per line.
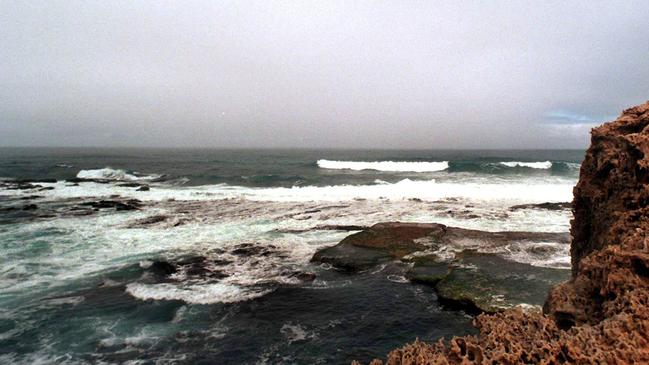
<box><xmin>351</xmin><ymin>101</ymin><xmax>649</xmax><ymax>364</ymax></box>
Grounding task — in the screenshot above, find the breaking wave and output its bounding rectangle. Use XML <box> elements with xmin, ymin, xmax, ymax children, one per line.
<box><xmin>21</xmin><ymin>177</ymin><xmax>575</xmax><ymax>204</ymax></box>
<box><xmin>317</xmin><ymin>159</ymin><xmax>449</xmax><ymax>172</ymax></box>
<box><xmin>498</xmin><ymin>161</ymin><xmax>553</xmax><ymax>169</ymax></box>
<box><xmin>76</xmin><ymin>167</ymin><xmax>162</xmax><ymax>181</ymax></box>
<box><xmin>125</xmin><ymin>282</ymin><xmax>272</xmax><ymax>304</ymax></box>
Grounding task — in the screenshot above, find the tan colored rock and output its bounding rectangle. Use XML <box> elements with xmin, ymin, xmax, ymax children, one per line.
<box><xmin>361</xmin><ymin>101</ymin><xmax>649</xmax><ymax>364</ymax></box>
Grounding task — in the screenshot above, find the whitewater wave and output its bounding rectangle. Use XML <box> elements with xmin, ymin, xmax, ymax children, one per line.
<box><xmin>21</xmin><ymin>176</ymin><xmax>575</xmax><ymax>204</ymax></box>
<box><xmin>499</xmin><ymin>161</ymin><xmax>553</xmax><ymax>169</ymax></box>
<box><xmin>125</xmin><ymin>282</ymin><xmax>272</xmax><ymax>304</ymax></box>
<box><xmin>76</xmin><ymin>167</ymin><xmax>162</xmax><ymax>181</ymax></box>
<box><xmin>317</xmin><ymin>159</ymin><xmax>449</xmax><ymax>172</ymax></box>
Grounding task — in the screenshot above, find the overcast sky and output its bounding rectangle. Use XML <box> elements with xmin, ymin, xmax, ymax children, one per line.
<box><xmin>1</xmin><ymin>1</ymin><xmax>648</xmax><ymax>149</ymax></box>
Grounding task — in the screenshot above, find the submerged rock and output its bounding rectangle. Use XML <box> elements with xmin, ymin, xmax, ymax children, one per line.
<box><xmin>148</xmin><ymin>261</ymin><xmax>177</xmax><ymax>277</ymax></box>
<box><xmin>291</xmin><ymin>271</ymin><xmax>317</xmax><ymax>281</ymax></box>
<box><xmin>117</xmin><ymin>182</ymin><xmax>142</xmax><ymax>187</ymax></box>
<box><xmin>128</xmin><ymin>214</ymin><xmax>168</xmax><ymax>227</ymax></box>
<box><xmin>80</xmin><ymin>199</ymin><xmax>142</xmax><ymax>211</ymax></box>
<box><xmin>509</xmin><ymin>201</ymin><xmax>572</xmax><ymax>211</ymax></box>
<box><xmin>404</xmin><ymin>259</ymin><xmax>449</xmax><ymax>286</ymax></box>
<box><xmin>435</xmin><ymin>253</ymin><xmax>568</xmax><ymax>313</ymax></box>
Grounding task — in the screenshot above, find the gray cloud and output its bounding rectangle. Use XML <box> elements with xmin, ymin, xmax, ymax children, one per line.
<box><xmin>1</xmin><ymin>1</ymin><xmax>648</xmax><ymax>149</ymax></box>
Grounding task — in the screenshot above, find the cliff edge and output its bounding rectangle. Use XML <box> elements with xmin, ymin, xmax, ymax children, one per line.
<box><xmin>360</xmin><ymin>101</ymin><xmax>649</xmax><ymax>364</ymax></box>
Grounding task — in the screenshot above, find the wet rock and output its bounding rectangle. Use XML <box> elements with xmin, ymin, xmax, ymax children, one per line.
<box><xmin>404</xmin><ymin>258</ymin><xmax>449</xmax><ymax>286</ymax></box>
<box><xmin>16</xmin><ymin>178</ymin><xmax>57</xmax><ymax>183</ymax></box>
<box><xmin>509</xmin><ymin>202</ymin><xmax>572</xmax><ymax>211</ymax></box>
<box><xmin>275</xmin><ymin>224</ymin><xmax>368</xmax><ymax>233</ymax></box>
<box><xmin>231</xmin><ymin>244</ymin><xmax>262</xmax><ymax>256</ymax></box>
<box><xmin>148</xmin><ymin>261</ymin><xmax>177</xmax><ymax>277</ymax></box>
<box><xmin>127</xmin><ymin>215</ymin><xmax>168</xmax><ymax>227</ymax></box>
<box><xmin>435</xmin><ymin>253</ymin><xmax>568</xmax><ymax>313</ymax></box>
<box><xmin>66</xmin><ymin>177</ymin><xmax>111</xmax><ymax>184</ymax></box>
<box><xmin>153</xmin><ymin>256</ymin><xmax>229</xmax><ymax>281</ymax></box>
<box><xmin>311</xmin><ymin>222</ymin><xmax>569</xmax><ymax>272</ymax></box>
<box><xmin>292</xmin><ymin>271</ymin><xmax>317</xmax><ymax>281</ymax></box>
<box><xmin>19</xmin><ymin>195</ymin><xmax>43</xmax><ymax>200</ymax></box>
<box><xmin>311</xmin><ymin>244</ymin><xmax>392</xmax><ymax>272</ymax></box>
<box><xmin>7</xmin><ymin>182</ymin><xmax>42</xmax><ymax>190</ymax></box>
<box><xmin>136</xmin><ymin>186</ymin><xmax>150</xmax><ymax>191</ymax></box>
<box><xmin>117</xmin><ymin>182</ymin><xmax>141</xmax><ymax>187</ymax></box>
<box><xmin>330</xmin><ymin>222</ymin><xmax>443</xmax><ymax>258</ymax></box>
<box><xmin>316</xmin><ymin>224</ymin><xmax>368</xmax><ymax>231</ymax></box>
<box><xmin>80</xmin><ymin>199</ymin><xmax>142</xmax><ymax>211</ymax></box>
<box><xmin>231</xmin><ymin>243</ymin><xmax>275</xmax><ymax>256</ymax></box>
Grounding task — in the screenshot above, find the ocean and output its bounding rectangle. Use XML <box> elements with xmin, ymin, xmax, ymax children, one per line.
<box><xmin>0</xmin><ymin>148</ymin><xmax>583</xmax><ymax>364</ymax></box>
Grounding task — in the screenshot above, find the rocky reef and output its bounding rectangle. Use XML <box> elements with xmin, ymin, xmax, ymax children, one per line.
<box><xmin>356</xmin><ymin>101</ymin><xmax>649</xmax><ymax>364</ymax></box>
<box><xmin>312</xmin><ymin>222</ymin><xmax>569</xmax><ymax>312</ymax></box>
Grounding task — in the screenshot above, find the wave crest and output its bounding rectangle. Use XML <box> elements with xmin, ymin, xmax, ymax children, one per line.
<box><xmin>499</xmin><ymin>161</ymin><xmax>553</xmax><ymax>169</ymax></box>
<box><xmin>317</xmin><ymin>159</ymin><xmax>449</xmax><ymax>172</ymax></box>
<box><xmin>76</xmin><ymin>167</ymin><xmax>161</xmax><ymax>181</ymax></box>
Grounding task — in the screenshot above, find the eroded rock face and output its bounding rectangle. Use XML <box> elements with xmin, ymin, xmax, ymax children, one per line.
<box><xmin>361</xmin><ymin>101</ymin><xmax>649</xmax><ymax>364</ymax></box>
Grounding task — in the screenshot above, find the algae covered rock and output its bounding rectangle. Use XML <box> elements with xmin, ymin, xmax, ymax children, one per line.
<box><xmin>435</xmin><ymin>253</ymin><xmax>569</xmax><ymax>313</ymax></box>
<box><xmin>404</xmin><ymin>259</ymin><xmax>449</xmax><ymax>286</ymax></box>
<box><xmin>311</xmin><ymin>244</ymin><xmax>392</xmax><ymax>272</ymax></box>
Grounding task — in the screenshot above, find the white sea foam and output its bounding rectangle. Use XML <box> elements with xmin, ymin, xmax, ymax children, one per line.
<box><xmin>125</xmin><ymin>282</ymin><xmax>271</xmax><ymax>304</ymax></box>
<box><xmin>280</xmin><ymin>323</ymin><xmax>317</xmax><ymax>343</ymax></box>
<box><xmin>76</xmin><ymin>167</ymin><xmax>161</xmax><ymax>181</ymax></box>
<box><xmin>502</xmin><ymin>241</ymin><xmax>571</xmax><ymax>269</ymax></box>
<box><xmin>499</xmin><ymin>161</ymin><xmax>553</xmax><ymax>169</ymax></box>
<box><xmin>22</xmin><ymin>177</ymin><xmax>575</xmax><ymax>204</ymax></box>
<box><xmin>0</xmin><ymin>172</ymin><xmax>575</xmax><ymax>307</ymax></box>
<box><xmin>317</xmin><ymin>159</ymin><xmax>449</xmax><ymax>172</ymax></box>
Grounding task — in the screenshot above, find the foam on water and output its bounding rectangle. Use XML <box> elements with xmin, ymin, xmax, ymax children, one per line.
<box><xmin>0</xmin><ymin>149</ymin><xmax>583</xmax><ymax>363</ymax></box>
<box><xmin>499</xmin><ymin>161</ymin><xmax>553</xmax><ymax>169</ymax></box>
<box><xmin>0</xmin><ymin>165</ymin><xmax>577</xmax><ymax>306</ymax></box>
<box><xmin>17</xmin><ymin>177</ymin><xmax>574</xmax><ymax>204</ymax></box>
<box><xmin>125</xmin><ymin>282</ymin><xmax>271</xmax><ymax>304</ymax></box>
<box><xmin>76</xmin><ymin>167</ymin><xmax>161</xmax><ymax>181</ymax></box>
<box><xmin>317</xmin><ymin>159</ymin><xmax>449</xmax><ymax>172</ymax></box>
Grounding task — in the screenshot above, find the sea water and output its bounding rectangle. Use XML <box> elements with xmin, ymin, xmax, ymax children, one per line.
<box><xmin>0</xmin><ymin>148</ymin><xmax>582</xmax><ymax>364</ymax></box>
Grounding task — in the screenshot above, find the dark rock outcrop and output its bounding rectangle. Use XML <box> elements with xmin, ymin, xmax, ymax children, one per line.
<box><xmin>79</xmin><ymin>199</ymin><xmax>142</xmax><ymax>211</ymax></box>
<box><xmin>312</xmin><ymin>222</ymin><xmax>568</xmax><ymax>272</ymax></box>
<box><xmin>360</xmin><ymin>101</ymin><xmax>649</xmax><ymax>364</ymax></box>
<box><xmin>509</xmin><ymin>202</ymin><xmax>572</xmax><ymax>211</ymax></box>
<box><xmin>313</xmin><ymin>222</ymin><xmax>569</xmax><ymax>311</ymax></box>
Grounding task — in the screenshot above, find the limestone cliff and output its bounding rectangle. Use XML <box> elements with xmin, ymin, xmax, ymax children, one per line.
<box><xmin>360</xmin><ymin>101</ymin><xmax>649</xmax><ymax>364</ymax></box>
